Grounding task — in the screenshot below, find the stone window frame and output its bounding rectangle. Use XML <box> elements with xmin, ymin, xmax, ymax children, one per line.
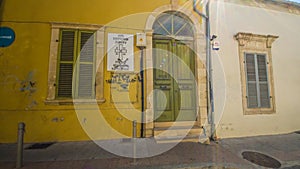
<box><xmin>45</xmin><ymin>23</ymin><xmax>105</xmax><ymax>105</ymax></box>
<box><xmin>235</xmin><ymin>32</ymin><xmax>278</xmax><ymax>115</ymax></box>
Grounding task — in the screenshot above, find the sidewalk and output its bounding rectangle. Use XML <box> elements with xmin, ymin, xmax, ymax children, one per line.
<box><xmin>0</xmin><ymin>132</ymin><xmax>299</xmax><ymax>169</ymax></box>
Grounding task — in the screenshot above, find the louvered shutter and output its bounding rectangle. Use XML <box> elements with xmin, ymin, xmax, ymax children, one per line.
<box><xmin>76</xmin><ymin>32</ymin><xmax>95</xmax><ymax>98</ymax></box>
<box><xmin>245</xmin><ymin>53</ymin><xmax>270</xmax><ymax>108</ymax></box>
<box><xmin>245</xmin><ymin>53</ymin><xmax>258</xmax><ymax>108</ymax></box>
<box><xmin>57</xmin><ymin>30</ymin><xmax>76</xmax><ymax>97</ymax></box>
<box><xmin>257</xmin><ymin>54</ymin><xmax>270</xmax><ymax>108</ymax></box>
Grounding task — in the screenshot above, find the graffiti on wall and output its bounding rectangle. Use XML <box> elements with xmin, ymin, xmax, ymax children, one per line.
<box><xmin>106</xmin><ymin>73</ymin><xmax>138</xmax><ymax>103</ymax></box>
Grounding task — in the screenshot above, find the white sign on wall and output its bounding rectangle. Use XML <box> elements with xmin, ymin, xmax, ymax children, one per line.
<box><xmin>107</xmin><ymin>33</ymin><xmax>134</xmax><ymax>71</ymax></box>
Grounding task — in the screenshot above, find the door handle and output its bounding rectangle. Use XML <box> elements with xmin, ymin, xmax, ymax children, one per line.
<box><xmin>160</xmin><ymin>85</ymin><xmax>168</xmax><ymax>89</ymax></box>
<box><xmin>180</xmin><ymin>85</ymin><xmax>191</xmax><ymax>89</ymax></box>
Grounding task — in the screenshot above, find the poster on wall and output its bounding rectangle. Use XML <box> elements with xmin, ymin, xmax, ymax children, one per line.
<box><xmin>107</xmin><ymin>33</ymin><xmax>134</xmax><ymax>71</ymax></box>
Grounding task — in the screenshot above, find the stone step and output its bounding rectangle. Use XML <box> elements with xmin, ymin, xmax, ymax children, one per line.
<box><xmin>153</xmin><ymin>121</ymin><xmax>205</xmax><ymax>143</ymax></box>
<box><xmin>155</xmin><ymin>135</ymin><xmax>200</xmax><ymax>143</ymax></box>
<box><xmin>154</xmin><ymin>121</ymin><xmax>197</xmax><ymax>128</ymax></box>
<box><xmin>154</xmin><ymin>125</ymin><xmax>202</xmax><ymax>137</ymax></box>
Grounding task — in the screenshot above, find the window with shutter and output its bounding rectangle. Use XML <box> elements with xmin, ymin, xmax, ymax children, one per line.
<box><xmin>56</xmin><ymin>29</ymin><xmax>95</xmax><ymax>99</ymax></box>
<box><xmin>245</xmin><ymin>53</ymin><xmax>270</xmax><ymax>108</ymax></box>
<box><xmin>235</xmin><ymin>32</ymin><xmax>277</xmax><ymax>115</ymax></box>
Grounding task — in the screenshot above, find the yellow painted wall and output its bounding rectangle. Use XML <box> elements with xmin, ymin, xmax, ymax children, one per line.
<box><xmin>1</xmin><ymin>0</ymin><xmax>169</xmax><ymax>24</ymax></box>
<box><xmin>0</xmin><ymin>0</ymin><xmax>174</xmax><ymax>143</ymax></box>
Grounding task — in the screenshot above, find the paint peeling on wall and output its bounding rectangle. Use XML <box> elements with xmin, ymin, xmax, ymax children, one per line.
<box><xmin>0</xmin><ymin>52</ymin><xmax>39</xmax><ymax>109</ymax></box>
<box><xmin>19</xmin><ymin>71</ymin><xmax>37</xmax><ymax>94</ymax></box>
<box><xmin>19</xmin><ymin>71</ymin><xmax>39</xmax><ymax>110</ymax></box>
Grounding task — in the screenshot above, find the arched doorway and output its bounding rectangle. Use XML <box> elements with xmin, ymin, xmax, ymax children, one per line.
<box><xmin>152</xmin><ymin>12</ymin><xmax>197</xmax><ymax>122</ymax></box>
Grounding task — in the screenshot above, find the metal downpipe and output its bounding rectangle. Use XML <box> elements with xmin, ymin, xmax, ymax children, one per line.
<box><xmin>193</xmin><ymin>0</ymin><xmax>216</xmax><ymax>140</ymax></box>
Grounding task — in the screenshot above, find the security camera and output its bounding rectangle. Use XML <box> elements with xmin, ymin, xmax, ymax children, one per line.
<box><xmin>210</xmin><ymin>35</ymin><xmax>217</xmax><ymax>41</ymax></box>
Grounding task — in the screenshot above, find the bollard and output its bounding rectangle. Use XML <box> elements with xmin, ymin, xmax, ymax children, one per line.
<box><xmin>132</xmin><ymin>120</ymin><xmax>137</xmax><ymax>138</ymax></box>
<box><xmin>132</xmin><ymin>120</ymin><xmax>137</xmax><ymax>163</ymax></box>
<box><xmin>16</xmin><ymin>122</ymin><xmax>25</xmax><ymax>168</ymax></box>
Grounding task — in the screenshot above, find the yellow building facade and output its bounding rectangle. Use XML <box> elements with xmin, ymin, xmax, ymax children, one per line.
<box><xmin>0</xmin><ymin>0</ymin><xmax>208</xmax><ymax>143</ymax></box>
<box><xmin>3</xmin><ymin>0</ymin><xmax>299</xmax><ymax>144</ymax></box>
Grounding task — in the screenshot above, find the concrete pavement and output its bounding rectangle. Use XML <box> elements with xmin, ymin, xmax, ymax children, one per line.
<box><xmin>0</xmin><ymin>132</ymin><xmax>299</xmax><ymax>169</ymax></box>
<box><xmin>220</xmin><ymin>133</ymin><xmax>300</xmax><ymax>169</ymax></box>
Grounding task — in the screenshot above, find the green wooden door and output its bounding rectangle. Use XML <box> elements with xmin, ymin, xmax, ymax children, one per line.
<box><xmin>153</xmin><ymin>39</ymin><xmax>196</xmax><ymax>122</ymax></box>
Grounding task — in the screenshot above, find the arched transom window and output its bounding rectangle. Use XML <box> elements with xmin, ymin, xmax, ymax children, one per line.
<box><xmin>153</xmin><ymin>12</ymin><xmax>194</xmax><ymax>38</ymax></box>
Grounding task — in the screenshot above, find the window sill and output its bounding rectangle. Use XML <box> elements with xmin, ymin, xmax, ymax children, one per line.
<box><xmin>244</xmin><ymin>108</ymin><xmax>275</xmax><ymax>115</ymax></box>
<box><xmin>44</xmin><ymin>98</ymin><xmax>106</xmax><ymax>105</ymax></box>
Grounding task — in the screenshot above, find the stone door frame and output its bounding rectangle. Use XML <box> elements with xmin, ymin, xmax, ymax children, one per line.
<box><xmin>143</xmin><ymin>2</ymin><xmax>208</xmax><ymax>137</ymax></box>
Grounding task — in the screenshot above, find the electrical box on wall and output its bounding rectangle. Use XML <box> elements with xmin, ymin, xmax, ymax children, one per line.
<box><xmin>136</xmin><ymin>33</ymin><xmax>146</xmax><ymax>47</ymax></box>
<box><xmin>212</xmin><ymin>41</ymin><xmax>220</xmax><ymax>51</ymax></box>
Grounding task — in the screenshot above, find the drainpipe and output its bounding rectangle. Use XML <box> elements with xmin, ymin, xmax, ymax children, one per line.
<box><xmin>193</xmin><ymin>0</ymin><xmax>216</xmax><ymax>140</ymax></box>
<box><xmin>139</xmin><ymin>46</ymin><xmax>145</xmax><ymax>138</ymax></box>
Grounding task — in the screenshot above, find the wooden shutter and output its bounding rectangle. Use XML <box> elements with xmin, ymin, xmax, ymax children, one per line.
<box><xmin>57</xmin><ymin>30</ymin><xmax>76</xmax><ymax>97</ymax></box>
<box><xmin>245</xmin><ymin>53</ymin><xmax>270</xmax><ymax>108</ymax></box>
<box><xmin>257</xmin><ymin>54</ymin><xmax>270</xmax><ymax>108</ymax></box>
<box><xmin>245</xmin><ymin>53</ymin><xmax>258</xmax><ymax>108</ymax></box>
<box><xmin>76</xmin><ymin>31</ymin><xmax>95</xmax><ymax>98</ymax></box>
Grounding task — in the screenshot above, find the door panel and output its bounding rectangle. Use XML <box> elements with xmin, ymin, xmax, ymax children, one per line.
<box><xmin>153</xmin><ymin>40</ymin><xmax>174</xmax><ymax>122</ymax></box>
<box><xmin>175</xmin><ymin>42</ymin><xmax>194</xmax><ymax>80</ymax></box>
<box><xmin>174</xmin><ymin>41</ymin><xmax>196</xmax><ymax>121</ymax></box>
<box><xmin>153</xmin><ymin>87</ymin><xmax>173</xmax><ymax>121</ymax></box>
<box><xmin>155</xmin><ymin>88</ymin><xmax>172</xmax><ymax>110</ymax></box>
<box><xmin>153</xmin><ymin>39</ymin><xmax>196</xmax><ymax>122</ymax></box>
<box><xmin>154</xmin><ymin>41</ymin><xmax>172</xmax><ymax>80</ymax></box>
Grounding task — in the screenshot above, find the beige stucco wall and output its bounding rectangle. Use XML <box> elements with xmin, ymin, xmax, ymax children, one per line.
<box><xmin>210</xmin><ymin>1</ymin><xmax>300</xmax><ymax>138</ymax></box>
